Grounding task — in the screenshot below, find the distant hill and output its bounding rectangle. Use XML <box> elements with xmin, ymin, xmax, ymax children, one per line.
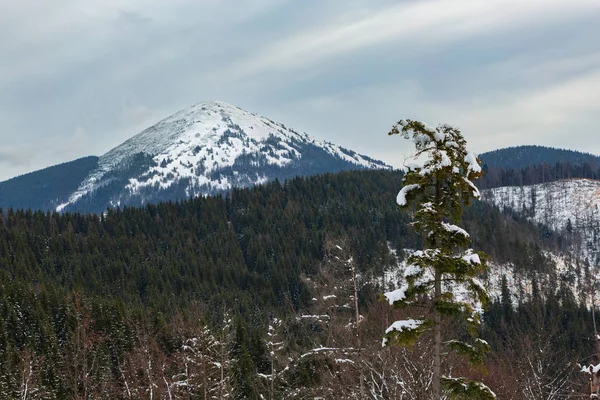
<box><xmin>0</xmin><ymin>156</ymin><xmax>99</xmax><ymax>211</ymax></box>
<box><xmin>479</xmin><ymin>145</ymin><xmax>600</xmax><ymax>170</ymax></box>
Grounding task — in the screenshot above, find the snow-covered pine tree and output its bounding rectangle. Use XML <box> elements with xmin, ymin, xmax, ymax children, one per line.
<box><xmin>175</xmin><ymin>325</ymin><xmax>221</xmax><ymax>398</ymax></box>
<box><xmin>215</xmin><ymin>311</ymin><xmax>235</xmax><ymax>399</ymax></box>
<box><xmin>259</xmin><ymin>317</ymin><xmax>287</xmax><ymax>400</ymax></box>
<box><xmin>384</xmin><ymin>120</ymin><xmax>495</xmax><ymax>399</ymax></box>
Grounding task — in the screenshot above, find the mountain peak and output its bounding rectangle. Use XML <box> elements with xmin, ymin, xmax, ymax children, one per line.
<box><xmin>101</xmin><ymin>100</ymin><xmax>293</xmax><ymax>169</ymax></box>
<box><xmin>50</xmin><ymin>101</ymin><xmax>388</xmax><ymax>213</ymax></box>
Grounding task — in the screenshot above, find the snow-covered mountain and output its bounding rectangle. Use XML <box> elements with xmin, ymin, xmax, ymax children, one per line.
<box><xmin>483</xmin><ymin>179</ymin><xmax>600</xmax><ymax>262</ymax></box>
<box><xmin>44</xmin><ymin>101</ymin><xmax>387</xmax><ymax>213</ymax></box>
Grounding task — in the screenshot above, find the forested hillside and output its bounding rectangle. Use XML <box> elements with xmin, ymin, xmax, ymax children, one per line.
<box><xmin>478</xmin><ymin>159</ymin><xmax>600</xmax><ymax>189</ymax></box>
<box><xmin>0</xmin><ymin>170</ymin><xmax>594</xmax><ymax>398</ymax></box>
<box><xmin>480</xmin><ymin>145</ymin><xmax>600</xmax><ymax>170</ymax></box>
<box><xmin>0</xmin><ymin>156</ymin><xmax>99</xmax><ymax>210</ymax></box>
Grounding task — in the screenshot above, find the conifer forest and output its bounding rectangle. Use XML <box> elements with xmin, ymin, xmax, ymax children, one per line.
<box><xmin>1</xmin><ymin>152</ymin><xmax>598</xmax><ymax>397</ymax></box>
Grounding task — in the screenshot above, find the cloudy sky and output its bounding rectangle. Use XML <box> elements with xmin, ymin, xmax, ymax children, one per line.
<box><xmin>1</xmin><ymin>0</ymin><xmax>600</xmax><ymax>181</ymax></box>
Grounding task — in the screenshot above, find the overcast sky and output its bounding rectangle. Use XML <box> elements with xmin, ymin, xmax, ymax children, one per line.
<box><xmin>1</xmin><ymin>0</ymin><xmax>600</xmax><ymax>181</ymax></box>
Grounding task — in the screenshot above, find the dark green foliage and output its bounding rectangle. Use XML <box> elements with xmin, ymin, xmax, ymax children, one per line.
<box><xmin>0</xmin><ymin>156</ymin><xmax>98</xmax><ymax>210</ymax></box>
<box><xmin>0</xmin><ymin>169</ymin><xmax>566</xmax><ymax>313</ymax></box>
<box><xmin>442</xmin><ymin>377</ymin><xmax>497</xmax><ymax>400</ymax></box>
<box><xmin>478</xmin><ymin>160</ymin><xmax>600</xmax><ymax>189</ymax></box>
<box><xmin>480</xmin><ymin>145</ymin><xmax>600</xmax><ymax>170</ymax></box>
<box><xmin>0</xmin><ymin>169</ymin><xmax>588</xmax><ymax>396</ymax></box>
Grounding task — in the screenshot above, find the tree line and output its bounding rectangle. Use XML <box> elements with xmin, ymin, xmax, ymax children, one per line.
<box><xmin>479</xmin><ymin>161</ymin><xmax>600</xmax><ymax>189</ymax></box>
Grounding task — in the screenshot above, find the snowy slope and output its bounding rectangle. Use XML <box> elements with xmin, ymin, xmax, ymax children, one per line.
<box><xmin>384</xmin><ymin>246</ymin><xmax>589</xmax><ymax>308</ymax></box>
<box><xmin>57</xmin><ymin>101</ymin><xmax>389</xmax><ymax>213</ymax></box>
<box><xmin>483</xmin><ymin>179</ymin><xmax>600</xmax><ymax>260</ymax></box>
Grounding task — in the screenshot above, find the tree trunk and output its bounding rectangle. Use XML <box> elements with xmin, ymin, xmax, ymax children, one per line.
<box><xmin>270</xmin><ymin>357</ymin><xmax>275</xmax><ymax>400</ymax></box>
<box><xmin>352</xmin><ymin>261</ymin><xmax>365</xmax><ymax>398</ymax></box>
<box><xmin>433</xmin><ymin>177</ymin><xmax>442</xmax><ymax>399</ymax></box>
<box><xmin>219</xmin><ymin>344</ymin><xmax>225</xmax><ymax>400</ymax></box>
<box><xmin>592</xmin><ymin>280</ymin><xmax>600</xmax><ymax>361</ymax></box>
<box><xmin>433</xmin><ymin>269</ymin><xmax>442</xmax><ymax>399</ymax></box>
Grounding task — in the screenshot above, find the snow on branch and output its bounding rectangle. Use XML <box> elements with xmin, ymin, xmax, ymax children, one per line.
<box><xmin>582</xmin><ymin>363</ymin><xmax>600</xmax><ymax>374</ymax></box>
<box><xmin>434</xmin><ymin>130</ymin><xmax>446</xmax><ymax>142</ymax></box>
<box><xmin>403</xmin><ymin>264</ymin><xmax>422</xmax><ymax>278</ymax></box>
<box><xmin>417</xmin><ymin>202</ymin><xmax>436</xmax><ymax>214</ymax></box>
<box><xmin>299</xmin><ymin>346</ymin><xmax>357</xmax><ymax>359</ymax></box>
<box><xmin>462</xmin><ymin>177</ymin><xmax>481</xmax><ymax>198</ymax></box>
<box><xmin>384</xmin><ymin>284</ymin><xmax>409</xmax><ymax>305</ymax></box>
<box><xmin>411</xmin><ymin>249</ymin><xmax>441</xmax><ymax>261</ymax></box>
<box><xmin>385</xmin><ymin>319</ymin><xmax>425</xmax><ymax>335</ymax></box>
<box><xmin>396</xmin><ymin>184</ymin><xmax>420</xmax><ymax>206</ymax></box>
<box><xmin>442</xmin><ymin>376</ymin><xmax>497</xmax><ymax>399</ymax></box>
<box><xmin>461</xmin><ymin>249</ymin><xmax>481</xmax><ymax>265</ymax></box>
<box><xmin>464</xmin><ymin>152</ymin><xmax>482</xmax><ymax>174</ymax></box>
<box><xmin>441</xmin><ymin>222</ymin><xmax>470</xmax><ymax>238</ymax></box>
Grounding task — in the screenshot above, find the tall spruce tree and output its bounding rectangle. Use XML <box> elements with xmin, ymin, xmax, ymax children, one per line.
<box><xmin>383</xmin><ymin>120</ymin><xmax>495</xmax><ymax>399</ymax></box>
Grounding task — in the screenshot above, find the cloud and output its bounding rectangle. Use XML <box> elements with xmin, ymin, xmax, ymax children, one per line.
<box><xmin>0</xmin><ymin>0</ymin><xmax>599</xmax><ymax>180</ymax></box>
<box><xmin>116</xmin><ymin>10</ymin><xmax>150</xmax><ymax>27</ymax></box>
<box><xmin>0</xmin><ymin>147</ymin><xmax>32</xmax><ymax>168</ymax></box>
<box><xmin>265</xmin><ymin>49</ymin><xmax>600</xmax><ymax>168</ymax></box>
<box><xmin>120</xmin><ymin>91</ymin><xmax>154</xmax><ymax>127</ymax></box>
<box><xmin>224</xmin><ymin>0</ymin><xmax>600</xmax><ymax>79</ymax></box>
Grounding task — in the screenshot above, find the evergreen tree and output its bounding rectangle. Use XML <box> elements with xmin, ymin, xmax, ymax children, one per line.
<box><xmin>383</xmin><ymin>120</ymin><xmax>495</xmax><ymax>399</ymax></box>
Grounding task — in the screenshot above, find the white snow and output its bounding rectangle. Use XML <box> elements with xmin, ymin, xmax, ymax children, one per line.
<box><xmin>583</xmin><ymin>363</ymin><xmax>600</xmax><ymax>374</ymax></box>
<box><xmin>413</xmin><ymin>133</ymin><xmax>431</xmax><ymax>146</ymax></box>
<box><xmin>403</xmin><ymin>162</ymin><xmax>421</xmax><ymax>172</ymax></box>
<box><xmin>385</xmin><ymin>319</ymin><xmax>424</xmax><ymax>335</ymax></box>
<box><xmin>397</xmin><ymin>184</ymin><xmax>420</xmax><ymax>206</ymax></box>
<box><xmin>412</xmin><ymin>249</ymin><xmax>441</xmax><ymax>260</ymax></box>
<box><xmin>483</xmin><ymin>178</ymin><xmax>600</xmax><ymax>260</ymax></box>
<box><xmin>297</xmin><ymin>315</ymin><xmax>331</xmax><ymax>320</ymax></box>
<box><xmin>300</xmin><ymin>346</ymin><xmax>357</xmax><ymax>359</ymax></box>
<box><xmin>386</xmin><ymin>244</ymin><xmax>588</xmax><ymax>318</ymax></box>
<box><xmin>384</xmin><ymin>284</ymin><xmax>409</xmax><ymax>305</ymax></box>
<box><xmin>462</xmin><ymin>249</ymin><xmax>481</xmax><ymax>265</ymax></box>
<box><xmin>434</xmin><ymin>130</ymin><xmax>446</xmax><ymax>142</ymax></box>
<box><xmin>383</xmin><ymin>247</ymin><xmax>485</xmax><ymax>317</ymax></box>
<box><xmin>56</xmin><ymin>100</ymin><xmax>389</xmax><ymax>211</ymax></box>
<box><xmin>418</xmin><ymin>202</ymin><xmax>436</xmax><ymax>215</ymax></box>
<box><xmin>441</xmin><ymin>222</ymin><xmax>470</xmax><ymax>238</ymax></box>
<box><xmin>440</xmin><ymin>150</ymin><xmax>451</xmax><ymax>167</ymax></box>
<box><xmin>403</xmin><ymin>264</ymin><xmax>422</xmax><ymax>278</ymax></box>
<box><xmin>464</xmin><ymin>152</ymin><xmax>481</xmax><ymax>173</ymax></box>
<box><xmin>463</xmin><ymin>177</ymin><xmax>481</xmax><ymax>198</ymax></box>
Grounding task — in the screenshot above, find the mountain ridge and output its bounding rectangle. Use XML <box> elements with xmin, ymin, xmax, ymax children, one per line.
<box><xmin>0</xmin><ymin>156</ymin><xmax>99</xmax><ymax>211</ymax></box>
<box><xmin>479</xmin><ymin>145</ymin><xmax>600</xmax><ymax>170</ymax></box>
<box><xmin>1</xmin><ymin>101</ymin><xmax>389</xmax><ymax>213</ymax></box>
